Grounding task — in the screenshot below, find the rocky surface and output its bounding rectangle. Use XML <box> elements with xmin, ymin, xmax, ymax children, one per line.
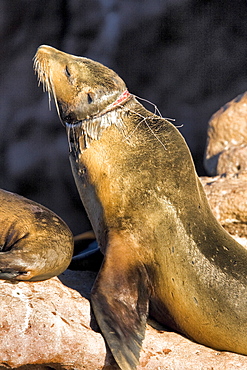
<box><xmin>0</xmin><ymin>269</ymin><xmax>246</xmax><ymax>370</ymax></box>
<box><xmin>0</xmin><ymin>271</ymin><xmax>104</xmax><ymax>370</ymax></box>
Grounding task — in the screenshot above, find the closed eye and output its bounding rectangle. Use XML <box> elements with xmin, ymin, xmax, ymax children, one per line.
<box><xmin>65</xmin><ymin>65</ymin><xmax>71</xmax><ymax>78</ymax></box>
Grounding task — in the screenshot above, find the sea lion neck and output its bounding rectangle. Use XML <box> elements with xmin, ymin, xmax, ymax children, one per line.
<box><xmin>33</xmin><ymin>45</ymin><xmax>127</xmax><ymax>123</ymax></box>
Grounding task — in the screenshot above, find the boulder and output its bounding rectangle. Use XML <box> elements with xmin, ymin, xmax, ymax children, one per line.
<box><xmin>0</xmin><ymin>271</ymin><xmax>105</xmax><ymax>370</ymax></box>
<box><xmin>202</xmin><ymin>91</ymin><xmax>247</xmax><ymax>242</ymax></box>
<box><xmin>0</xmin><ymin>269</ymin><xmax>246</xmax><ymax>370</ymax></box>
<box><xmin>204</xmin><ymin>92</ymin><xmax>247</xmax><ymax>176</ymax></box>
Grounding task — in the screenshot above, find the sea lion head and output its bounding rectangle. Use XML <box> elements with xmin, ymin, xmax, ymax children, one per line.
<box><xmin>33</xmin><ymin>45</ymin><xmax>127</xmax><ymax>124</ymax></box>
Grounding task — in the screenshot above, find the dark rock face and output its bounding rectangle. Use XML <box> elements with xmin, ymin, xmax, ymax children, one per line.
<box><xmin>1</xmin><ymin>0</ymin><xmax>247</xmax><ymax>233</ymax></box>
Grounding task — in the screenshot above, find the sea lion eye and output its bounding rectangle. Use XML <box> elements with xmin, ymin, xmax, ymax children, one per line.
<box><xmin>65</xmin><ymin>65</ymin><xmax>71</xmax><ymax>78</ymax></box>
<box><xmin>87</xmin><ymin>93</ymin><xmax>93</xmax><ymax>104</ymax></box>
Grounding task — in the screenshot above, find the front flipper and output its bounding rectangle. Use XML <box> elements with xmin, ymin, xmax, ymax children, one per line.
<box><xmin>0</xmin><ymin>269</ymin><xmax>26</xmax><ymax>280</ymax></box>
<box><xmin>91</xmin><ymin>234</ymin><xmax>151</xmax><ymax>370</ymax></box>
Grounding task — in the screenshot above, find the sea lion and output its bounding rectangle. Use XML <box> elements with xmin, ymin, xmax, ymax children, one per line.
<box><xmin>0</xmin><ymin>188</ymin><xmax>74</xmax><ymax>281</ymax></box>
<box><xmin>34</xmin><ymin>45</ymin><xmax>247</xmax><ymax>370</ymax></box>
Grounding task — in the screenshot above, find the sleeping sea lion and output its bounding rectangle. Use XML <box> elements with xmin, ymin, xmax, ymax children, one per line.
<box><xmin>0</xmin><ymin>189</ymin><xmax>73</xmax><ymax>281</ymax></box>
<box><xmin>34</xmin><ymin>45</ymin><xmax>247</xmax><ymax>370</ymax></box>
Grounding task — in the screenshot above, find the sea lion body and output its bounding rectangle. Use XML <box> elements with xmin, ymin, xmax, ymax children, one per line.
<box><xmin>34</xmin><ymin>45</ymin><xmax>247</xmax><ymax>369</ymax></box>
<box><xmin>0</xmin><ymin>189</ymin><xmax>74</xmax><ymax>281</ymax></box>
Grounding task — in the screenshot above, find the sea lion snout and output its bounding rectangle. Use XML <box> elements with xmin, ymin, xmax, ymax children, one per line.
<box><xmin>36</xmin><ymin>44</ymin><xmax>56</xmax><ymax>55</ymax></box>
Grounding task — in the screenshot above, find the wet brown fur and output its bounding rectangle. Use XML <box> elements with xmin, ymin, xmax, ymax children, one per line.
<box><xmin>0</xmin><ymin>189</ymin><xmax>73</xmax><ymax>281</ymax></box>
<box><xmin>34</xmin><ymin>45</ymin><xmax>247</xmax><ymax>370</ymax></box>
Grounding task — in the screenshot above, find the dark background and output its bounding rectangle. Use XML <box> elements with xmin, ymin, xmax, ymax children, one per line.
<box><xmin>1</xmin><ymin>0</ymin><xmax>247</xmax><ymax>234</ymax></box>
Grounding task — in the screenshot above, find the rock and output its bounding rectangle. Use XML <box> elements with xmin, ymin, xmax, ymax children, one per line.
<box><xmin>215</xmin><ymin>144</ymin><xmax>247</xmax><ymax>175</ymax></box>
<box><xmin>202</xmin><ymin>91</ymin><xmax>247</xmax><ymax>242</ymax></box>
<box><xmin>0</xmin><ymin>271</ymin><xmax>105</xmax><ymax>370</ymax></box>
<box><xmin>201</xmin><ymin>173</ymin><xmax>247</xmax><ymax>241</ymax></box>
<box><xmin>204</xmin><ymin>92</ymin><xmax>247</xmax><ymax>176</ymax></box>
<box><xmin>0</xmin><ymin>269</ymin><xmax>246</xmax><ymax>370</ymax></box>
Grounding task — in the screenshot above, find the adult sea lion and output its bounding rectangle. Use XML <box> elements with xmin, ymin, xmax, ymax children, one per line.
<box><xmin>0</xmin><ymin>189</ymin><xmax>73</xmax><ymax>281</ymax></box>
<box><xmin>34</xmin><ymin>45</ymin><xmax>247</xmax><ymax>370</ymax></box>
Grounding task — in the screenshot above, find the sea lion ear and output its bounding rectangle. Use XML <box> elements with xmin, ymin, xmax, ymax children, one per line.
<box><xmin>91</xmin><ymin>240</ymin><xmax>151</xmax><ymax>370</ymax></box>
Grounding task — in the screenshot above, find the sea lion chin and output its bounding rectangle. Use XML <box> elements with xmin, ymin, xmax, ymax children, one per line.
<box><xmin>34</xmin><ymin>45</ymin><xmax>247</xmax><ymax>370</ymax></box>
<box><xmin>0</xmin><ymin>189</ymin><xmax>74</xmax><ymax>281</ymax></box>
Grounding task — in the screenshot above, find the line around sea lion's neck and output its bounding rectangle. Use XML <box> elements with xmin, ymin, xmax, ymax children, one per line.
<box><xmin>93</xmin><ymin>89</ymin><xmax>132</xmax><ymax>118</ymax></box>
<box><xmin>65</xmin><ymin>89</ymin><xmax>132</xmax><ymax>128</ymax></box>
<box><xmin>108</xmin><ymin>89</ymin><xmax>132</xmax><ymax>109</ymax></box>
